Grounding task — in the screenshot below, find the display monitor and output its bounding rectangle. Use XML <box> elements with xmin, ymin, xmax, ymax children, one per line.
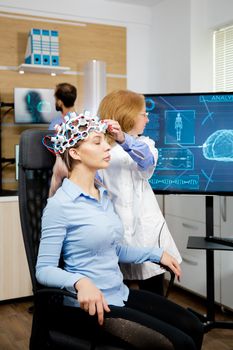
<box><xmin>14</xmin><ymin>87</ymin><xmax>61</xmax><ymax>124</ymax></box>
<box><xmin>144</xmin><ymin>92</ymin><xmax>233</xmax><ymax>195</ymax></box>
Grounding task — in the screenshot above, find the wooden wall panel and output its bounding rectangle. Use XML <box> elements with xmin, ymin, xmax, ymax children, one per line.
<box><xmin>0</xmin><ymin>13</ymin><xmax>126</xmax><ymax>74</ymax></box>
<box><xmin>107</xmin><ymin>77</ymin><xmax>127</xmax><ymax>94</ymax></box>
<box><xmin>0</xmin><ymin>70</ymin><xmax>83</xmax><ymax>111</ymax></box>
<box><xmin>0</xmin><ymin>12</ymin><xmax>126</xmax><ymax>190</ymax></box>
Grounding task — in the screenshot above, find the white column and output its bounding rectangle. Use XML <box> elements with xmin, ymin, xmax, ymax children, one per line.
<box><xmin>83</xmin><ymin>60</ymin><xmax>106</xmax><ymax>115</ymax></box>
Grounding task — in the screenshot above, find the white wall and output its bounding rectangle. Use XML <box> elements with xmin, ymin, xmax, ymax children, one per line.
<box><xmin>148</xmin><ymin>0</ymin><xmax>191</xmax><ymax>93</ymax></box>
<box><xmin>0</xmin><ymin>0</ymin><xmax>152</xmax><ymax>92</ymax></box>
<box><xmin>148</xmin><ymin>0</ymin><xmax>233</xmax><ymax>93</ymax></box>
<box><xmin>190</xmin><ymin>0</ymin><xmax>213</xmax><ymax>92</ymax></box>
<box><xmin>207</xmin><ymin>0</ymin><xmax>233</xmax><ymax>29</ymax></box>
<box><xmin>190</xmin><ymin>0</ymin><xmax>233</xmax><ymax>92</ymax></box>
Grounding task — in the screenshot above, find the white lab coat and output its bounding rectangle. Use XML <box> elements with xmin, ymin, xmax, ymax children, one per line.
<box><xmin>99</xmin><ymin>135</ymin><xmax>182</xmax><ymax>280</ymax></box>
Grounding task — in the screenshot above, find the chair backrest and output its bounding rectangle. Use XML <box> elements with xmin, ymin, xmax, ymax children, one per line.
<box><xmin>18</xmin><ymin>129</ymin><xmax>55</xmax><ymax>294</ymax></box>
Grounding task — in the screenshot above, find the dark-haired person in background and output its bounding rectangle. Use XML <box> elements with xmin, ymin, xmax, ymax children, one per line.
<box><xmin>49</xmin><ymin>82</ymin><xmax>77</xmax><ymax>130</ymax></box>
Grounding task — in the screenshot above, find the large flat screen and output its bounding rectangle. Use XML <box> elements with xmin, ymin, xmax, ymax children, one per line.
<box><xmin>14</xmin><ymin>87</ymin><xmax>61</xmax><ymax>124</ymax></box>
<box><xmin>144</xmin><ymin>92</ymin><xmax>233</xmax><ymax>195</ymax></box>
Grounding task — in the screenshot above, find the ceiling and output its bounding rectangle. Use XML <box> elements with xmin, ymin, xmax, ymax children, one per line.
<box><xmin>105</xmin><ymin>0</ymin><xmax>164</xmax><ymax>7</ymax></box>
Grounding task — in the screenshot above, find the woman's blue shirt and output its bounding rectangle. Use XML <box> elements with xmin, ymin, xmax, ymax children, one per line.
<box><xmin>36</xmin><ymin>178</ymin><xmax>163</xmax><ymax>306</ymax></box>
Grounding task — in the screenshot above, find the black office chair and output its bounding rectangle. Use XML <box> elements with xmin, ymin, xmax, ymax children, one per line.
<box><xmin>19</xmin><ymin>129</ymin><xmax>118</xmax><ymax>349</ymax></box>
<box><xmin>18</xmin><ymin>129</ymin><xmax>175</xmax><ymax>350</ymax></box>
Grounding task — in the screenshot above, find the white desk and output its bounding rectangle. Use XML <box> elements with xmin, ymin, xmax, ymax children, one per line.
<box><xmin>0</xmin><ymin>196</ymin><xmax>32</xmax><ymax>300</ymax></box>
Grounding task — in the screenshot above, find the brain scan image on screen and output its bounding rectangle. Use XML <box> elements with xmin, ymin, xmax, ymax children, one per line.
<box><xmin>14</xmin><ymin>87</ymin><xmax>61</xmax><ymax>124</ymax></box>
<box><xmin>24</xmin><ymin>90</ymin><xmax>54</xmax><ymax>123</ymax></box>
<box><xmin>202</xmin><ymin>129</ymin><xmax>233</xmax><ymax>161</ymax></box>
<box><xmin>38</xmin><ymin>99</ymin><xmax>52</xmax><ymax>113</ymax></box>
<box><xmin>144</xmin><ymin>93</ymin><xmax>233</xmax><ymax>194</ymax></box>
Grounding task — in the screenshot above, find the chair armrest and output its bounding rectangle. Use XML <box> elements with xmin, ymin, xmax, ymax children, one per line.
<box><xmin>162</xmin><ymin>266</ymin><xmax>175</xmax><ymax>298</ymax></box>
<box><xmin>34</xmin><ymin>287</ymin><xmax>78</xmax><ymax>308</ymax></box>
<box><xmin>154</xmin><ymin>262</ymin><xmax>175</xmax><ymax>298</ymax></box>
<box><xmin>36</xmin><ymin>287</ymin><xmax>77</xmax><ymax>299</ymax></box>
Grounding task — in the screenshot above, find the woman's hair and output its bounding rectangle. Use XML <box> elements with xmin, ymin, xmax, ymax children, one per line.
<box><xmin>49</xmin><ymin>144</ymin><xmax>80</xmax><ymax>197</ymax></box>
<box><xmin>98</xmin><ymin>90</ymin><xmax>145</xmax><ymax>133</ymax></box>
<box><xmin>60</xmin><ymin>140</ymin><xmax>82</xmax><ymax>172</ymax></box>
<box><xmin>49</xmin><ymin>155</ymin><xmax>68</xmax><ymax>197</ymax></box>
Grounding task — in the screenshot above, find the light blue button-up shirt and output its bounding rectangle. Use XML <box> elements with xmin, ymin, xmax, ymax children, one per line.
<box><xmin>36</xmin><ymin>178</ymin><xmax>163</xmax><ymax>306</ymax></box>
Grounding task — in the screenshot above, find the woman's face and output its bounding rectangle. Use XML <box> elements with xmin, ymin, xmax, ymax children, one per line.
<box><xmin>71</xmin><ymin>132</ymin><xmax>111</xmax><ymax>171</ymax></box>
<box><xmin>129</xmin><ymin>105</ymin><xmax>149</xmax><ymax>136</ymax></box>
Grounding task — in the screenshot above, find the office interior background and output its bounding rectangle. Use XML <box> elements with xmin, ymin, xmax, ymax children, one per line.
<box><xmin>0</xmin><ymin>0</ymin><xmax>232</xmax><ymax>349</ymax></box>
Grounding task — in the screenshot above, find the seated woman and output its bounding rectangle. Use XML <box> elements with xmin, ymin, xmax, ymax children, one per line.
<box><xmin>37</xmin><ymin>112</ymin><xmax>203</xmax><ymax>350</ymax></box>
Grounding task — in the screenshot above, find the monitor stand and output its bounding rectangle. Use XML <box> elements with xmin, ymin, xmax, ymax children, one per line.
<box><xmin>187</xmin><ymin>195</ymin><xmax>233</xmax><ymax>332</ymax></box>
<box><xmin>205</xmin><ymin>235</ymin><xmax>233</xmax><ymax>247</ymax></box>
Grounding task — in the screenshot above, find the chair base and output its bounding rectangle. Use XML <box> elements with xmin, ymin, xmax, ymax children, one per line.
<box><xmin>188</xmin><ymin>308</ymin><xmax>233</xmax><ymax>333</ymax></box>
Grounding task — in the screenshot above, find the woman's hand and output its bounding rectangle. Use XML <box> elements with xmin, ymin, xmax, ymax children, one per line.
<box><xmin>104</xmin><ymin>119</ymin><xmax>125</xmax><ymax>143</ymax></box>
<box><xmin>75</xmin><ymin>277</ymin><xmax>110</xmax><ymax>325</ymax></box>
<box><xmin>160</xmin><ymin>251</ymin><xmax>181</xmax><ymax>281</ymax></box>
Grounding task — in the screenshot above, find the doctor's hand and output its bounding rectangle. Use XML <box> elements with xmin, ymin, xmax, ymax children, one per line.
<box><xmin>160</xmin><ymin>251</ymin><xmax>181</xmax><ymax>281</ymax></box>
<box><xmin>104</xmin><ymin>119</ymin><xmax>125</xmax><ymax>144</ymax></box>
<box><xmin>75</xmin><ymin>277</ymin><xmax>110</xmax><ymax>325</ymax></box>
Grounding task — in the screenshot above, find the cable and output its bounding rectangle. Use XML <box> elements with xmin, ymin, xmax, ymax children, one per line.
<box><xmin>1</xmin><ymin>107</ymin><xmax>14</xmax><ymax>118</ymax></box>
<box><xmin>0</xmin><ymin>102</ymin><xmax>14</xmax><ymax>108</ymax></box>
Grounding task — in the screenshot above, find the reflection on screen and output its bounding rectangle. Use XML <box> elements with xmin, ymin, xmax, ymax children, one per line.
<box><xmin>144</xmin><ymin>93</ymin><xmax>233</xmax><ymax>195</ymax></box>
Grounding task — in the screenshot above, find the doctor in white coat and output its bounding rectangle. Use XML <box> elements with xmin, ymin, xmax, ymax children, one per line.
<box><xmin>98</xmin><ymin>89</ymin><xmax>182</xmax><ymax>295</ymax></box>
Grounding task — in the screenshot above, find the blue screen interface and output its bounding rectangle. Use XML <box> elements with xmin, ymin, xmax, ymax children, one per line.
<box><xmin>144</xmin><ymin>93</ymin><xmax>233</xmax><ymax>194</ymax></box>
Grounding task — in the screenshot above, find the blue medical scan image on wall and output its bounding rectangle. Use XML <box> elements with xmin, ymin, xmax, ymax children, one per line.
<box><xmin>144</xmin><ymin>93</ymin><xmax>233</xmax><ymax>195</ymax></box>
<box><xmin>14</xmin><ymin>88</ymin><xmax>61</xmax><ymax>124</ymax></box>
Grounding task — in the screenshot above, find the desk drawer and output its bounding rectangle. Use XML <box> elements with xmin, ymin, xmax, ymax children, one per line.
<box><xmin>166</xmin><ymin>214</ymin><xmax>220</xmax><ymax>301</ymax></box>
<box><xmin>165</xmin><ymin>195</ymin><xmax>220</xmax><ymax>225</ymax></box>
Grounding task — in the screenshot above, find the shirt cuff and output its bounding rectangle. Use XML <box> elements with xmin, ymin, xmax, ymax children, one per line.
<box><xmin>117</xmin><ymin>133</ymin><xmax>134</xmax><ymax>151</ymax></box>
<box><xmin>64</xmin><ymin>273</ymin><xmax>86</xmax><ymax>293</ymax></box>
<box><xmin>151</xmin><ymin>247</ymin><xmax>164</xmax><ymax>263</ymax></box>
